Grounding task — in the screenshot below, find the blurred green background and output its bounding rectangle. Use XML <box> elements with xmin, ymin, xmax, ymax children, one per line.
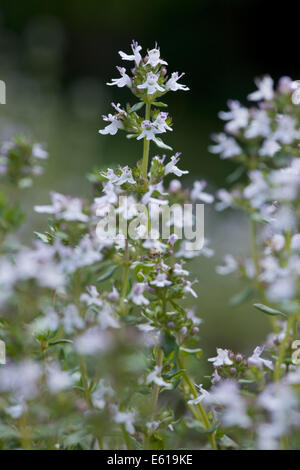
<box><xmin>1</xmin><ymin>0</ymin><xmax>298</xmax><ymax>356</ymax></box>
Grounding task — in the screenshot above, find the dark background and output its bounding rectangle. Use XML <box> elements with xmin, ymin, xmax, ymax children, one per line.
<box><xmin>0</xmin><ymin>0</ymin><xmax>298</xmax><ymax>353</ymax></box>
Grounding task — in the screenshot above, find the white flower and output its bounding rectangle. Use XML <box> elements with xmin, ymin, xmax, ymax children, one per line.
<box><xmin>107</xmin><ymin>66</ymin><xmax>132</xmax><ymax>88</ymax></box>
<box><xmin>208</xmin><ymin>348</ymin><xmax>233</xmax><ymax>367</ymax></box>
<box><xmin>259</xmin><ymin>138</ymin><xmax>281</xmax><ymax>157</ymax></box>
<box><xmin>145</xmin><ymin>48</ymin><xmax>167</xmax><ymax>67</ymax></box>
<box><xmin>273</xmin><ymin>115</ymin><xmax>300</xmax><ymax>144</ymax></box>
<box><xmin>117</xmin><ymin>166</ymin><xmax>136</xmax><ymax>185</ymax></box>
<box><xmin>209</xmin><ymin>133</ymin><xmax>241</xmax><ymax>159</ymax></box>
<box><xmin>6</xmin><ymin>402</ymin><xmax>27</xmax><ymax>419</ymax></box>
<box><xmin>267</xmin><ymin>276</ymin><xmax>296</xmax><ymax>302</ymax></box>
<box><xmin>119</xmin><ymin>40</ymin><xmax>142</xmax><ymax>65</ymax></box>
<box><xmin>46</xmin><ymin>363</ymin><xmax>75</xmax><ymax>393</ymax></box>
<box><xmin>208</xmin><ymin>380</ymin><xmax>251</xmax><ymax>428</ymax></box>
<box><xmin>291</xmin><ymin>233</ymin><xmax>300</xmax><ymax>250</ymax></box>
<box><xmin>190</xmin><ymin>180</ymin><xmax>214</xmax><ymax>203</ymax></box>
<box><xmin>218</xmin><ymin>100</ymin><xmax>249</xmax><ymax>133</ymax></box>
<box><xmin>151</xmin><ymin>273</ymin><xmax>171</xmax><ymax>287</ymax></box>
<box><xmin>188</xmin><ymin>384</ymin><xmax>209</xmax><ymax>405</ymax></box>
<box><xmin>153</xmin><ymin>112</ymin><xmax>172</xmax><ymax>132</ymax></box>
<box><xmin>164</xmin><ymin>153</ymin><xmax>189</xmax><ymax>177</ymax></box>
<box><xmin>184</xmin><ymin>280</ymin><xmax>198</xmax><ymax>298</ymax></box>
<box><xmin>75</xmin><ymin>327</ymin><xmax>112</xmax><ymax>355</ymax></box>
<box><xmin>35</xmin><ymin>192</ymin><xmax>89</xmax><ymax>222</ymax></box>
<box><xmin>92</xmin><ymin>379</ymin><xmax>115</xmax><ymax>410</ymax></box>
<box><xmin>138</xmin><ymin>72</ymin><xmax>165</xmax><ymax>95</ymax></box>
<box><xmin>215</xmin><ymin>188</ymin><xmax>233</xmax><ymax>211</ymax></box>
<box><xmin>62</xmin><ymin>304</ymin><xmax>85</xmax><ymax>334</ymax></box>
<box><xmin>248</xmin><ymin>346</ymin><xmax>273</xmax><ymax>370</ymax></box>
<box><xmin>186</xmin><ymin>308</ymin><xmax>202</xmax><ymax>326</ymax></box>
<box><xmin>99</xmin><ymin>113</ymin><xmax>123</xmax><ymax>136</ymax></box>
<box><xmin>128</xmin><ymin>282</ymin><xmax>149</xmax><ymax>305</ymax></box>
<box><xmin>32</xmin><ymin>310</ymin><xmax>60</xmax><ymax>334</ymax></box>
<box><xmin>98</xmin><ymin>303</ymin><xmax>120</xmax><ymax>329</ymax></box>
<box><xmin>173</xmin><ymin>263</ymin><xmax>189</xmax><ymax>276</ymax></box>
<box><xmin>291</xmin><ymin>80</ymin><xmax>300</xmax><ymax>104</ymax></box>
<box><xmin>111</xmin><ymin>405</ymin><xmax>136</xmax><ymax>434</ymax></box>
<box><xmin>166</xmin><ymin>72</ymin><xmax>189</xmax><ymax>91</ymax></box>
<box><xmin>216</xmin><ymin>254</ymin><xmax>238</xmax><ymax>275</ymax></box>
<box><xmin>0</xmin><ymin>361</ymin><xmax>42</xmax><ymax>399</ymax></box>
<box><xmin>248</xmin><ymin>76</ymin><xmax>274</xmax><ymax>101</ymax></box>
<box><xmin>146</xmin><ymin>366</ymin><xmax>171</xmax><ymax>388</ymax></box>
<box><xmin>32</xmin><ymin>143</ymin><xmax>48</xmax><ymax>159</ymax></box>
<box><xmin>243</xmin><ymin>170</ymin><xmax>268</xmax><ymax>208</ymax></box>
<box><xmin>257</xmin><ymin>382</ymin><xmax>299</xmax><ymax>449</ymax></box>
<box><xmin>245</xmin><ymin>109</ymin><xmax>271</xmax><ymax>138</ymax></box>
<box><xmin>80</xmin><ymin>285</ymin><xmax>103</xmax><ymax>307</ymax></box>
<box><xmin>137</xmin><ymin>120</ymin><xmax>161</xmax><ymax>141</ymax></box>
<box><xmin>269</xmin><ymin>234</ymin><xmax>285</xmax><ymax>252</ymax></box>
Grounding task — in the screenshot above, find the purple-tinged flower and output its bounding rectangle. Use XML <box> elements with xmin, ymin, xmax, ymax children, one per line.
<box><xmin>107</xmin><ymin>66</ymin><xmax>132</xmax><ymax>88</ymax></box>
<box><xmin>248</xmin><ymin>345</ymin><xmax>273</xmax><ymax>370</ymax></box>
<box><xmin>166</xmin><ymin>72</ymin><xmax>189</xmax><ymax>91</ymax></box>
<box><xmin>208</xmin><ymin>348</ymin><xmax>233</xmax><ymax>367</ymax></box>
<box><xmin>164</xmin><ymin>153</ymin><xmax>189</xmax><ymax>177</ymax></box>
<box><xmin>119</xmin><ymin>40</ymin><xmax>142</xmax><ymax>66</ymax></box>
<box><xmin>138</xmin><ymin>72</ymin><xmax>165</xmax><ymax>95</ymax></box>
<box><xmin>145</xmin><ymin>47</ymin><xmax>168</xmax><ymax>68</ymax></box>
<box><xmin>209</xmin><ymin>133</ymin><xmax>242</xmax><ymax>159</ymax></box>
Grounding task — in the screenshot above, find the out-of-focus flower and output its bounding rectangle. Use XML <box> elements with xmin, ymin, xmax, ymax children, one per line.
<box><xmin>248</xmin><ymin>76</ymin><xmax>274</xmax><ymax>101</ymax></box>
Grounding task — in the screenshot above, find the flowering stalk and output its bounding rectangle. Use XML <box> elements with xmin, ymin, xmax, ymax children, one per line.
<box><xmin>141</xmin><ymin>102</ymin><xmax>151</xmax><ymax>180</ymax></box>
<box><xmin>177</xmin><ymin>355</ymin><xmax>217</xmax><ymax>450</ymax></box>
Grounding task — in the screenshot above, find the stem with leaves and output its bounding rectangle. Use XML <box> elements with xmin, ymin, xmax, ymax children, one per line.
<box><xmin>178</xmin><ymin>355</ymin><xmax>217</xmax><ymax>450</ymax></box>
<box><xmin>141</xmin><ymin>102</ymin><xmax>151</xmax><ymax>181</ymax></box>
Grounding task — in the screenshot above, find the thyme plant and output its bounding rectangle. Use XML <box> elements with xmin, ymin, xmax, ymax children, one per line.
<box><xmin>0</xmin><ymin>44</ymin><xmax>300</xmax><ymax>451</ymax></box>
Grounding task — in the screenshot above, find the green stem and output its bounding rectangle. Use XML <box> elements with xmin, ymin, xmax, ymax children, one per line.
<box><xmin>80</xmin><ymin>356</ymin><xmax>93</xmax><ymax>408</ymax></box>
<box><xmin>250</xmin><ymin>218</ymin><xmax>277</xmax><ymax>331</ymax></box>
<box><xmin>274</xmin><ymin>315</ymin><xmax>295</xmax><ymax>382</ymax></box>
<box><xmin>120</xmin><ymin>239</ymin><xmax>130</xmax><ymax>313</ymax></box>
<box><xmin>151</xmin><ymin>347</ymin><xmax>164</xmax><ymax>412</ymax></box>
<box><xmin>250</xmin><ymin>218</ymin><xmax>260</xmax><ymax>286</ymax></box>
<box><xmin>141</xmin><ymin>102</ymin><xmax>151</xmax><ymax>181</ymax></box>
<box><xmin>178</xmin><ymin>356</ymin><xmax>217</xmax><ymax>450</ymax></box>
<box><xmin>121</xmin><ymin>424</ymin><xmax>132</xmax><ymax>450</ymax></box>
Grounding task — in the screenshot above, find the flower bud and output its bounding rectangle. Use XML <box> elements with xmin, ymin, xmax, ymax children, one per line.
<box><xmin>169</xmin><ymin>179</ymin><xmax>182</xmax><ymax>193</ymax></box>
<box><xmin>181</xmin><ymin>326</ymin><xmax>188</xmax><ymax>335</ymax></box>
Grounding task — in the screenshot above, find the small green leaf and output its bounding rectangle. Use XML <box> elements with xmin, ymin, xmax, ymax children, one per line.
<box><xmin>229</xmin><ymin>287</ymin><xmax>254</xmax><ymax>307</ymax></box>
<box><xmin>238</xmin><ymin>379</ymin><xmax>256</xmax><ymax>384</ymax></box>
<box><xmin>226</xmin><ymin>165</ymin><xmax>245</xmax><ymax>184</ymax></box>
<box><xmin>253</xmin><ymin>303</ymin><xmax>287</xmax><ymax>317</ymax></box>
<box><xmin>49</xmin><ymin>339</ymin><xmax>73</xmax><ymax>346</ymax></box>
<box><xmin>97</xmin><ymin>265</ymin><xmax>118</xmax><ymax>282</ymax></box>
<box><xmin>34</xmin><ymin>231</ymin><xmax>49</xmax><ymax>244</ymax></box>
<box><xmin>152</xmin><ymin>102</ymin><xmax>168</xmax><ymax>108</ymax></box>
<box><xmin>180</xmin><ymin>347</ymin><xmax>203</xmax><ymax>358</ymax></box>
<box><xmin>161</xmin><ymin>333</ymin><xmax>178</xmax><ymax>357</ymax></box>
<box><xmin>129</xmin><ymin>102</ymin><xmax>145</xmax><ymax>113</ymax></box>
